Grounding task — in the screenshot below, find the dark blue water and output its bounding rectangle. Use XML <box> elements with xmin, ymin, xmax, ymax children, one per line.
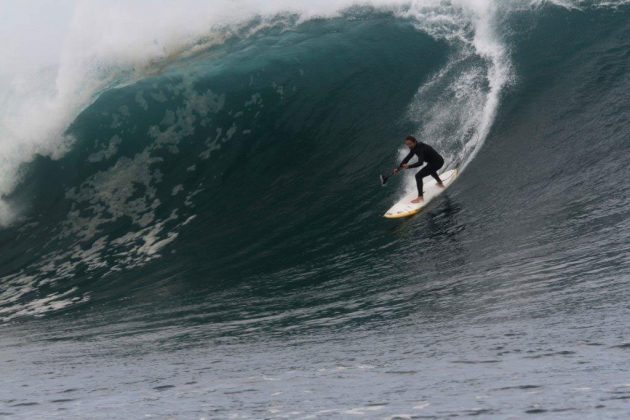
<box><xmin>1</xmin><ymin>2</ymin><xmax>630</xmax><ymax>418</ymax></box>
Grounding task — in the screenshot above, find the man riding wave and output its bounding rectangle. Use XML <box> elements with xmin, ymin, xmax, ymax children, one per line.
<box><xmin>394</xmin><ymin>136</ymin><xmax>445</xmax><ymax>204</ymax></box>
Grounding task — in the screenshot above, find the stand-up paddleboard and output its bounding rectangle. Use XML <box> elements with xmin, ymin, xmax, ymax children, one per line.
<box><xmin>384</xmin><ymin>169</ymin><xmax>458</xmax><ymax>219</ymax></box>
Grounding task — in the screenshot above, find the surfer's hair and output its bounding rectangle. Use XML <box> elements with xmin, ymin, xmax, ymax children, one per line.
<box><xmin>405</xmin><ymin>136</ymin><xmax>417</xmax><ymax>143</ymax></box>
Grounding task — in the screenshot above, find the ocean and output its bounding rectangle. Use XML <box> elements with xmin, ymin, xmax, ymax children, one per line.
<box><xmin>1</xmin><ymin>0</ymin><xmax>629</xmax><ymax>418</ymax></box>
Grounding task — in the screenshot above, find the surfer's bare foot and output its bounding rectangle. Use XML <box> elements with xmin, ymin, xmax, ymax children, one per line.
<box><xmin>436</xmin><ymin>182</ymin><xmax>445</xmax><ymax>188</ymax></box>
<box><xmin>411</xmin><ymin>196</ymin><xmax>424</xmax><ymax>204</ymax></box>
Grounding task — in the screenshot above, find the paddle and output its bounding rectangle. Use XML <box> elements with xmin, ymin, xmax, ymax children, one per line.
<box><xmin>380</xmin><ymin>168</ymin><xmax>400</xmax><ymax>186</ymax></box>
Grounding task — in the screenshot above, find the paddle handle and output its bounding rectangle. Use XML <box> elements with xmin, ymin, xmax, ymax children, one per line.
<box><xmin>389</xmin><ymin>167</ymin><xmax>401</xmax><ymax>177</ymax></box>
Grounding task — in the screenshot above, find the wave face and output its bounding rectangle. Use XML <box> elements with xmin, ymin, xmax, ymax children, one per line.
<box><xmin>0</xmin><ymin>1</ymin><xmax>630</xmax><ymax>332</ymax></box>
<box><xmin>0</xmin><ymin>0</ymin><xmax>513</xmax><ymax>319</ymax></box>
<box><xmin>2</xmin><ymin>1</ymin><xmax>630</xmax><ymax>417</ymax></box>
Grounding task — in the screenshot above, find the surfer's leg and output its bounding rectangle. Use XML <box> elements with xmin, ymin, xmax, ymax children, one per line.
<box><xmin>415</xmin><ymin>167</ymin><xmax>432</xmax><ymax>197</ymax></box>
<box><xmin>412</xmin><ymin>167</ymin><xmax>433</xmax><ymax>203</ymax></box>
<box><xmin>415</xmin><ymin>171</ymin><xmax>424</xmax><ymax>197</ymax></box>
<box><xmin>431</xmin><ymin>171</ymin><xmax>445</xmax><ymax>187</ymax></box>
<box><xmin>430</xmin><ymin>160</ymin><xmax>445</xmax><ymax>187</ymax></box>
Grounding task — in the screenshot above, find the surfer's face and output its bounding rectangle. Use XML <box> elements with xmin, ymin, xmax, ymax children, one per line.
<box><xmin>405</xmin><ymin>140</ymin><xmax>416</xmax><ymax>149</ymax></box>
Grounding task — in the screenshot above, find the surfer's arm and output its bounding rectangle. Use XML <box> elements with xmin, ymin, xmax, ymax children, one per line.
<box><xmin>399</xmin><ymin>151</ymin><xmax>414</xmax><ymax>168</ymax></box>
<box><xmin>405</xmin><ymin>149</ymin><xmax>424</xmax><ymax>169</ymax></box>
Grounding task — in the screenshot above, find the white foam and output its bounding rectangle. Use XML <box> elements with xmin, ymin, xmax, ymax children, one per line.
<box><xmin>393</xmin><ymin>0</ymin><xmax>514</xmax><ymax>196</ymax></box>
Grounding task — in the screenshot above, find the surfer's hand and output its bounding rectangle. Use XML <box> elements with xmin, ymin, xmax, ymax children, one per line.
<box><xmin>393</xmin><ymin>168</ymin><xmax>399</xmax><ymax>174</ymax></box>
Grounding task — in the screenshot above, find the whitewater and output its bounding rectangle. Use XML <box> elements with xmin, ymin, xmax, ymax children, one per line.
<box><xmin>1</xmin><ymin>0</ymin><xmax>630</xmax><ymax>418</ymax></box>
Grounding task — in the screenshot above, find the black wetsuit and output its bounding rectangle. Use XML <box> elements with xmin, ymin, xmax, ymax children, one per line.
<box><xmin>399</xmin><ymin>142</ymin><xmax>445</xmax><ymax>196</ymax></box>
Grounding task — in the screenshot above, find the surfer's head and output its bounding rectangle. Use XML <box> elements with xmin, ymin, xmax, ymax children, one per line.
<box><xmin>404</xmin><ymin>136</ymin><xmax>417</xmax><ymax>149</ymax></box>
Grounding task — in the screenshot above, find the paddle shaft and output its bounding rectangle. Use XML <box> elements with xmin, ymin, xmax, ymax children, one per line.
<box><xmin>381</xmin><ymin>168</ymin><xmax>401</xmax><ymax>184</ymax></box>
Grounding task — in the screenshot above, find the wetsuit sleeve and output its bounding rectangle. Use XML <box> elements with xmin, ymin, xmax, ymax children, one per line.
<box><xmin>399</xmin><ymin>151</ymin><xmax>414</xmax><ymax>168</ymax></box>
<box><xmin>406</xmin><ymin>147</ymin><xmax>424</xmax><ymax>168</ymax></box>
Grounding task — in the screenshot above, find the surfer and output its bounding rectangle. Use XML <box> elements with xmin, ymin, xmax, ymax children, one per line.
<box><xmin>394</xmin><ymin>136</ymin><xmax>445</xmax><ymax>203</ymax></box>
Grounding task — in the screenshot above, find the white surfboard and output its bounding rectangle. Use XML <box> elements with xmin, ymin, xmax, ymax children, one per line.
<box><xmin>384</xmin><ymin>169</ymin><xmax>458</xmax><ymax>219</ymax></box>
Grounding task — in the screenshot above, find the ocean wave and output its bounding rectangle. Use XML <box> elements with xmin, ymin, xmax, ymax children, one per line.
<box><xmin>0</xmin><ymin>1</ymin><xmax>628</xmax><ymax>321</ymax></box>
